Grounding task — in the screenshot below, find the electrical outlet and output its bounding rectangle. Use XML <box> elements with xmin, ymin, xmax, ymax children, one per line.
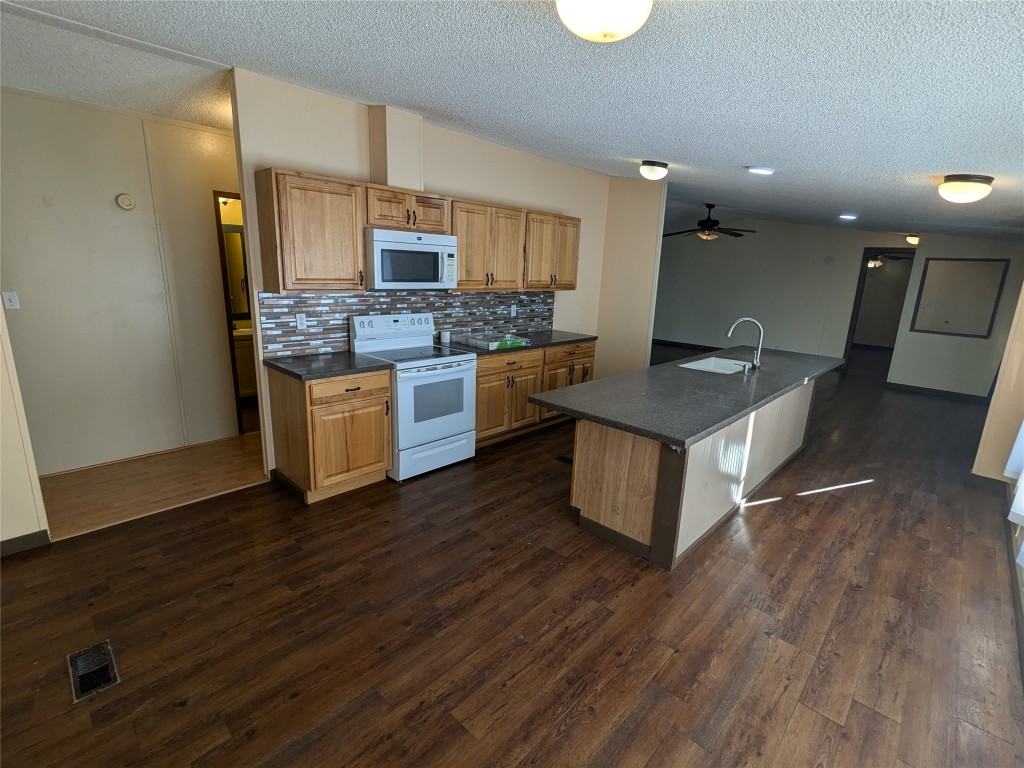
<box><xmin>295</xmin><ymin>312</ymin><xmax>308</xmax><ymax>330</ymax></box>
<box><xmin>510</xmin><ymin>303</ymin><xmax>517</xmax><ymax>318</ymax></box>
<box><xmin>2</xmin><ymin>291</ymin><xmax>20</xmax><ymax>310</ymax></box>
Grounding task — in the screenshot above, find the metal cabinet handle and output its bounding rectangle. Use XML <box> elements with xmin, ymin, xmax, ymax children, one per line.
<box><xmin>385</xmin><ymin>399</ymin><xmax>390</xmax><ymax>416</ymax></box>
<box><xmin>359</xmin><ymin>269</ymin><xmax>364</xmax><ymax>287</ymax></box>
<box><xmin>569</xmin><ymin>363</ymin><xmax>575</xmax><ymax>377</ymax></box>
<box><xmin>412</xmin><ymin>210</ymin><xmax>417</xmax><ymax>226</ymax></box>
<box><xmin>510</xmin><ymin>374</ymin><xmax>515</xmax><ymax>387</ymax></box>
<box><xmin>568</xmin><ymin>350</ymin><xmax>576</xmax><ymax>356</ymax></box>
<box><xmin>345</xmin><ymin>386</ymin><xmax>362</xmax><ymax>392</ymax></box>
<box><xmin>506</xmin><ymin>375</ymin><xmax>511</xmax><ymax>388</ymax></box>
<box><xmin>406</xmin><ymin>209</ymin><xmax>411</xmax><ymax>225</ymax></box>
<box><xmin>582</xmin><ymin>364</ymin><xmax>589</xmax><ymax>381</ymax></box>
<box><xmin>506</xmin><ymin>360</ymin><xmax>516</xmax><ymax>365</ymax></box>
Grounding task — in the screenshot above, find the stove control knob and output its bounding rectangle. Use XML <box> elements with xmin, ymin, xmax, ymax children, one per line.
<box><xmin>368</xmin><ymin>320</ymin><xmax>374</xmax><ymax>328</ymax></box>
<box><xmin>359</xmin><ymin>321</ymin><xmax>365</xmax><ymax>329</ymax></box>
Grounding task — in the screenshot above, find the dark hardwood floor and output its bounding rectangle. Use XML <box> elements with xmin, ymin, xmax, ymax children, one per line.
<box><xmin>2</xmin><ymin>363</ymin><xmax>1021</xmax><ymax>767</ymax></box>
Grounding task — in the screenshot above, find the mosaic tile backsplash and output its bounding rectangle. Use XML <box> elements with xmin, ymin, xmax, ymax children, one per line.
<box><xmin>258</xmin><ymin>290</ymin><xmax>555</xmax><ymax>357</ymax></box>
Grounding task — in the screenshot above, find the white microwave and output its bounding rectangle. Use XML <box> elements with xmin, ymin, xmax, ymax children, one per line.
<box><xmin>366</xmin><ymin>228</ymin><xmax>458</xmax><ymax>290</ymax></box>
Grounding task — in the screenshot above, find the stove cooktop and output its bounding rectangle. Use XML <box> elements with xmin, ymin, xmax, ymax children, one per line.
<box><xmin>361</xmin><ymin>344</ymin><xmax>476</xmax><ymax>368</ymax></box>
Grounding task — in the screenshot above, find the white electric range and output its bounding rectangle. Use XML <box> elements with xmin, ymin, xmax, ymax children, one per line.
<box><xmin>350</xmin><ymin>313</ymin><xmax>476</xmax><ymax>481</ymax></box>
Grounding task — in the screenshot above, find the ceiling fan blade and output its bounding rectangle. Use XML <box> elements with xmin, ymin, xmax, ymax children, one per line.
<box><xmin>722</xmin><ymin>228</ymin><xmax>757</xmax><ymax>233</ymax></box>
<box><xmin>664</xmin><ymin>228</ymin><xmax>700</xmax><ymax>237</ymax></box>
<box><xmin>715</xmin><ymin>229</ymin><xmax>745</xmax><ymax>237</ymax></box>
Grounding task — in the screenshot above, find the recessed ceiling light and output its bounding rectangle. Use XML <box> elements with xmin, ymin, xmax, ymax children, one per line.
<box><xmin>638</xmin><ymin>160</ymin><xmax>668</xmax><ymax>180</ymax></box>
<box><xmin>937</xmin><ymin>174</ymin><xmax>994</xmax><ymax>204</ymax></box>
<box><xmin>746</xmin><ymin>167</ymin><xmax>775</xmax><ymax>175</ymax></box>
<box><xmin>838</xmin><ymin>213</ymin><xmax>858</xmax><ymax>220</ymax></box>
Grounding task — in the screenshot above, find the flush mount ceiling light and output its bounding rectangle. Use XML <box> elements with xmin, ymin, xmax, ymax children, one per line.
<box><xmin>639</xmin><ymin>160</ymin><xmax>668</xmax><ymax>180</ymax></box>
<box><xmin>696</xmin><ymin>231</ymin><xmax>719</xmax><ymax>241</ymax></box>
<box><xmin>746</xmin><ymin>166</ymin><xmax>775</xmax><ymax>175</ymax></box>
<box><xmin>906</xmin><ymin>234</ymin><xmax>920</xmax><ymax>245</ymax></box>
<box><xmin>937</xmin><ymin>174</ymin><xmax>994</xmax><ymax>204</ymax></box>
<box><xmin>556</xmin><ymin>0</ymin><xmax>653</xmax><ymax>43</ymax></box>
<box><xmin>838</xmin><ymin>213</ymin><xmax>858</xmax><ymax>220</ymax></box>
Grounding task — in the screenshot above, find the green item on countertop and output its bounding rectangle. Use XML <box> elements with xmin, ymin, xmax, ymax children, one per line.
<box><xmin>495</xmin><ymin>338</ymin><xmax>529</xmax><ymax>349</ymax></box>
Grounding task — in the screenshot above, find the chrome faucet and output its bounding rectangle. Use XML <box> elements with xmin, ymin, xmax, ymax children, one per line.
<box><xmin>727</xmin><ymin>317</ymin><xmax>764</xmax><ymax>369</ymax></box>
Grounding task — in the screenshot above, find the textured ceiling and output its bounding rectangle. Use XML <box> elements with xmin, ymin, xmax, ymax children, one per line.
<box><xmin>2</xmin><ymin>0</ymin><xmax>1022</xmax><ymax>239</ymax></box>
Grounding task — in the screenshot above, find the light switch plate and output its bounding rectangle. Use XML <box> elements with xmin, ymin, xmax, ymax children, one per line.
<box><xmin>2</xmin><ymin>291</ymin><xmax>20</xmax><ymax>310</ymax></box>
<box><xmin>510</xmin><ymin>303</ymin><xmax>517</xmax><ymax>318</ymax></box>
<box><xmin>295</xmin><ymin>312</ymin><xmax>308</xmax><ymax>330</ymax></box>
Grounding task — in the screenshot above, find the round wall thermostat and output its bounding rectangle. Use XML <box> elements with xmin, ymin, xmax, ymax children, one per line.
<box><xmin>115</xmin><ymin>193</ymin><xmax>136</xmax><ymax>211</ymax></box>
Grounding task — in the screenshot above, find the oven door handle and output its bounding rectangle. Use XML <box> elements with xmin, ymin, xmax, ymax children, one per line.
<box><xmin>396</xmin><ymin>361</ymin><xmax>477</xmax><ymax>381</ymax></box>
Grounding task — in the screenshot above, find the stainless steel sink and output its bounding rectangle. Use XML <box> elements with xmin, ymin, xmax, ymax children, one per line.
<box><xmin>679</xmin><ymin>357</ymin><xmax>750</xmax><ymax>375</ymax></box>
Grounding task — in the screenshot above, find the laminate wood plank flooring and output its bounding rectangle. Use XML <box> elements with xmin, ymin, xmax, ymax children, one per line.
<box><xmin>3</xmin><ymin>365</ymin><xmax>1021</xmax><ymax>767</ymax></box>
<box><xmin>38</xmin><ymin>432</ymin><xmax>266</xmax><ymax>540</ymax></box>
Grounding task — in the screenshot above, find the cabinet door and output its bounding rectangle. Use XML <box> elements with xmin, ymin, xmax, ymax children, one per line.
<box><xmin>311</xmin><ymin>396</ymin><xmax>391</xmax><ymax>489</ymax></box>
<box><xmin>508</xmin><ymin>369</ymin><xmax>541</xmax><ymax>429</ymax></box>
<box><xmin>576</xmin><ymin>357</ymin><xmax>595</xmax><ymax>384</ymax></box>
<box><xmin>367</xmin><ymin>186</ymin><xmax>412</xmax><ymax>229</ymax></box>
<box><xmin>476</xmin><ymin>373</ymin><xmax>509</xmax><ymax>440</ymax></box>
<box><xmin>411</xmin><ymin>195</ymin><xmax>450</xmax><ymax>233</ymax></box>
<box><xmin>524</xmin><ymin>213</ymin><xmax>558</xmax><ymax>289</ymax></box>
<box><xmin>453</xmin><ymin>201</ymin><xmax>490</xmax><ymax>289</ymax></box>
<box><xmin>540</xmin><ymin>361</ymin><xmax>570</xmax><ymax>420</ymax></box>
<box><xmin>490</xmin><ymin>206</ymin><xmax>526</xmax><ymax>291</ymax></box>
<box><xmin>277</xmin><ymin>173</ymin><xmax>365</xmax><ymax>290</ymax></box>
<box><xmin>553</xmin><ymin>216</ymin><xmax>580</xmax><ymax>289</ymax></box>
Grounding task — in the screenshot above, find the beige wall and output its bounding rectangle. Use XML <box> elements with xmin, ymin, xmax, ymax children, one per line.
<box><xmin>231</xmin><ymin>69</ymin><xmax>373</xmax><ymax>468</ymax></box>
<box><xmin>0</xmin><ymin>89</ymin><xmax>240</xmax><ymax>473</ymax></box>
<box><xmin>1</xmin><ymin>309</ymin><xmax>48</xmax><ymax>542</ymax></box>
<box><xmin>595</xmin><ymin>177</ymin><xmax>667</xmax><ymax>376</ymax></box>
<box><xmin>144</xmin><ymin>120</ymin><xmax>241</xmax><ymax>444</ymax></box>
<box><xmin>888</xmin><ymin>234</ymin><xmax>1024</xmax><ymax>397</ymax></box>
<box><xmin>420</xmin><ymin>122</ymin><xmax>611</xmax><ymax>336</ymax></box>
<box><xmin>974</xmin><ymin>283</ymin><xmax>1024</xmax><ymax>480</ymax></box>
<box><xmin>653</xmin><ymin>219</ymin><xmax>907</xmax><ymax>356</ymax></box>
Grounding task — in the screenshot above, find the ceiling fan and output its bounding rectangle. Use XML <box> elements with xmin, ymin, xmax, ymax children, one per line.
<box><xmin>664</xmin><ymin>204</ymin><xmax>757</xmax><ymax>240</ymax></box>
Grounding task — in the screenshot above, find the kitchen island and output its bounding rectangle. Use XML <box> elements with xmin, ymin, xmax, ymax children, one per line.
<box><xmin>529</xmin><ymin>346</ymin><xmax>843</xmax><ymax>569</ymax></box>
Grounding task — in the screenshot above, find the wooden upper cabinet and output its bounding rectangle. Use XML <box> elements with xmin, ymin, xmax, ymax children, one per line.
<box><xmin>255</xmin><ymin>169</ymin><xmax>366</xmax><ymax>293</ymax></box>
<box><xmin>453</xmin><ymin>201</ymin><xmax>490</xmax><ymax>289</ymax></box>
<box><xmin>524</xmin><ymin>212</ymin><xmax>558</xmax><ymax>289</ymax></box>
<box><xmin>554</xmin><ymin>216</ymin><xmax>581</xmax><ymax>289</ymax></box>
<box><xmin>490</xmin><ymin>207</ymin><xmax>526</xmax><ymax>290</ymax></box>
<box><xmin>366</xmin><ymin>185</ymin><xmax>451</xmax><ymax>233</ymax></box>
<box><xmin>453</xmin><ymin>200</ymin><xmax>526</xmax><ymax>291</ymax></box>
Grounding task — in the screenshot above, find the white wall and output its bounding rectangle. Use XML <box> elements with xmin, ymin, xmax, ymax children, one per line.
<box><xmin>653</xmin><ymin>219</ymin><xmax>908</xmax><ymax>356</ymax></box>
<box><xmin>420</xmin><ymin>123</ymin><xmax>611</xmax><ymax>336</ymax></box>
<box><xmin>595</xmin><ymin>177</ymin><xmax>667</xmax><ymax>377</ymax></box>
<box><xmin>888</xmin><ymin>234</ymin><xmax>1024</xmax><ymax>397</ymax></box>
<box><xmin>1</xmin><ymin>309</ymin><xmax>48</xmax><ymax>542</ymax></box>
<box><xmin>853</xmin><ymin>257</ymin><xmax>914</xmax><ymax>347</ymax></box>
<box><xmin>0</xmin><ymin>89</ymin><xmax>240</xmax><ymax>474</ymax></box>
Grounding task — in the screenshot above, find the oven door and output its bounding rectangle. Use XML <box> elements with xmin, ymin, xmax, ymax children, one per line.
<box><xmin>371</xmin><ymin>241</ymin><xmax>445</xmax><ymax>290</ymax></box>
<box><xmin>394</xmin><ymin>361</ymin><xmax>476</xmax><ymax>450</ymax></box>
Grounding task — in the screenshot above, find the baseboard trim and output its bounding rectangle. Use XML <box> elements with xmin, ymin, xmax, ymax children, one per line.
<box><xmin>578</xmin><ymin>515</ymin><xmax>652</xmax><ymax>560</ymax></box>
<box><xmin>885</xmin><ymin>382</ymin><xmax>988</xmax><ymax>403</ymax></box>
<box><xmin>1</xmin><ymin>529</ymin><xmax>51</xmax><ymax>558</ymax></box>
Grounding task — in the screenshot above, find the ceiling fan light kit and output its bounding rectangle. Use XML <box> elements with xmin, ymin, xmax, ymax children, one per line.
<box><xmin>639</xmin><ymin>160</ymin><xmax>668</xmax><ymax>180</ymax></box>
<box><xmin>906</xmin><ymin>234</ymin><xmax>920</xmax><ymax>245</ymax></box>
<box><xmin>937</xmin><ymin>174</ymin><xmax>994</xmax><ymax>203</ymax></box>
<box><xmin>556</xmin><ymin>0</ymin><xmax>653</xmax><ymax>43</ymax></box>
<box><xmin>664</xmin><ymin>203</ymin><xmax>758</xmax><ymax>240</ymax></box>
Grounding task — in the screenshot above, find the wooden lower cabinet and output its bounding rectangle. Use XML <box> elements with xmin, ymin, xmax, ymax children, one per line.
<box><xmin>268</xmin><ymin>368</ymin><xmax>392</xmax><ymax>503</ymax></box>
<box><xmin>540</xmin><ymin>342</ymin><xmax>596</xmax><ymax>420</ymax></box>
<box><xmin>475</xmin><ymin>350</ymin><xmax>543</xmax><ymax>445</ymax></box>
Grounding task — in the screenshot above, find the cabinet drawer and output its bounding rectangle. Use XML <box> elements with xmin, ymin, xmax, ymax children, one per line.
<box><xmin>477</xmin><ymin>349</ymin><xmax>544</xmax><ymax>375</ymax></box>
<box><xmin>309</xmin><ymin>370</ymin><xmax>391</xmax><ymax>407</ymax></box>
<box><xmin>544</xmin><ymin>342</ymin><xmax>596</xmax><ymax>365</ymax></box>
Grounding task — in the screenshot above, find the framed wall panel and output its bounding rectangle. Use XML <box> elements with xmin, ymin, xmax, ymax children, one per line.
<box><xmin>910</xmin><ymin>257</ymin><xmax>1010</xmax><ymax>338</ymax></box>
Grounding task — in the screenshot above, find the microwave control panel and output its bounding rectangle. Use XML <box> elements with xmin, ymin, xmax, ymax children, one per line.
<box><xmin>443</xmin><ymin>253</ymin><xmax>457</xmax><ymax>283</ymax></box>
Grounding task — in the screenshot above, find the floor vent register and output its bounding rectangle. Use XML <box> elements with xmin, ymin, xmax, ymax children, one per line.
<box><xmin>67</xmin><ymin>640</ymin><xmax>120</xmax><ymax>702</ymax></box>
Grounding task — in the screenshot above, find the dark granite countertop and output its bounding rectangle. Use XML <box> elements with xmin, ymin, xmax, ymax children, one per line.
<box><xmin>263</xmin><ymin>351</ymin><xmax>393</xmax><ymax>381</ymax></box>
<box><xmin>449</xmin><ymin>329</ymin><xmax>598</xmax><ymax>357</ymax></box>
<box><xmin>529</xmin><ymin>346</ymin><xmax>843</xmax><ymax>449</ymax></box>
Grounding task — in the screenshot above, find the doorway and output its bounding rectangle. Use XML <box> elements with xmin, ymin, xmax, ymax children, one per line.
<box><xmin>213</xmin><ymin>191</ymin><xmax>260</xmax><ymax>434</ymax></box>
<box><xmin>843</xmin><ymin>247</ymin><xmax>916</xmax><ymax>376</ymax></box>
